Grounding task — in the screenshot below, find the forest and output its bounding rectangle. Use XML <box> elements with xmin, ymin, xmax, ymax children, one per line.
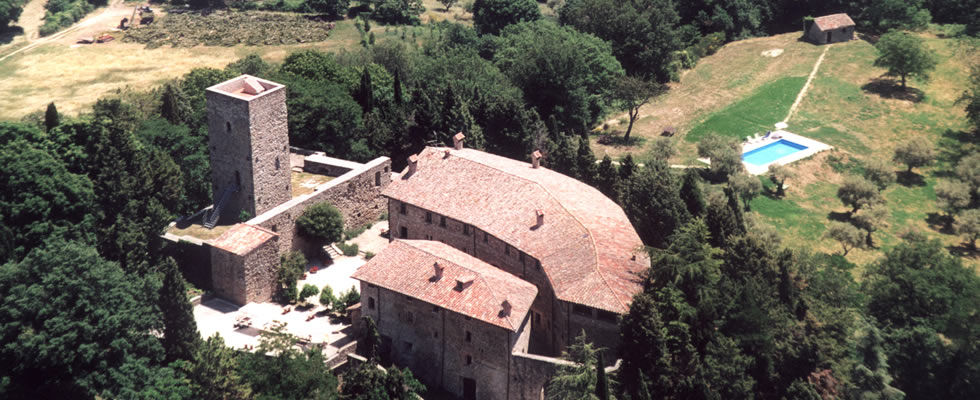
<box><xmin>1</xmin><ymin>0</ymin><xmax>980</xmax><ymax>399</ymax></box>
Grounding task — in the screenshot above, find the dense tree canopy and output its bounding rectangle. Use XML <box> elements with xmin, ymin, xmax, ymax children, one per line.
<box><xmin>493</xmin><ymin>21</ymin><xmax>624</xmax><ymax>135</ymax></box>
<box><xmin>472</xmin><ymin>0</ymin><xmax>540</xmax><ymax>35</ymax></box>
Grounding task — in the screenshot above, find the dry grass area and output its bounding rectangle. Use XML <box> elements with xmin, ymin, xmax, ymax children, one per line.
<box><xmin>0</xmin><ymin>0</ymin><xmax>47</xmax><ymax>48</ymax></box>
<box><xmin>122</xmin><ymin>11</ymin><xmax>334</xmax><ymax>48</ymax></box>
<box><xmin>292</xmin><ymin>171</ymin><xmax>334</xmax><ymax>197</ymax></box>
<box><xmin>168</xmin><ymin>222</ymin><xmax>233</xmax><ymax>241</ymax></box>
<box><xmin>593</xmin><ymin>32</ymin><xmax>825</xmax><ymax>161</ymax></box>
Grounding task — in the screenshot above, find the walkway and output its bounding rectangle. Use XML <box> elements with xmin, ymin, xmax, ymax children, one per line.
<box><xmin>783</xmin><ymin>45</ymin><xmax>830</xmax><ymax>124</ymax></box>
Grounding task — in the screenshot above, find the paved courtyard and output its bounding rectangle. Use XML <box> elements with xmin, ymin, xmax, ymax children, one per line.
<box><xmin>193</xmin><ymin>220</ymin><xmax>392</xmax><ymax>355</ymax></box>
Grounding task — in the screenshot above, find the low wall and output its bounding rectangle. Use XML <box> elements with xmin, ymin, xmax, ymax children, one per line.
<box><xmin>249</xmin><ymin>156</ymin><xmax>392</xmax><ymax>257</ymax></box>
<box><xmin>509</xmin><ymin>353</ymin><xmax>572</xmax><ymax>400</ymax></box>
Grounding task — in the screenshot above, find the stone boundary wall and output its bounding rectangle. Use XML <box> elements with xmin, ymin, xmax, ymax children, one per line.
<box><xmin>508</xmin><ymin>353</ymin><xmax>572</xmax><ymax>400</ymax></box>
<box><xmin>249</xmin><ymin>156</ymin><xmax>392</xmax><ymax>257</ymax></box>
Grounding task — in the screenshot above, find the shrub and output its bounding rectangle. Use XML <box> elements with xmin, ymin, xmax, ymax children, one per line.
<box><xmin>337</xmin><ymin>242</ymin><xmax>360</xmax><ymax>257</ymax></box>
<box><xmin>299</xmin><ymin>284</ymin><xmax>320</xmax><ymax>305</ymax></box>
<box><xmin>372</xmin><ymin>0</ymin><xmax>424</xmax><ymax>25</ymax></box>
<box><xmin>333</xmin><ymin>286</ymin><xmax>361</xmax><ymax>312</ymax></box>
<box><xmin>364</xmin><ymin>251</ymin><xmax>376</xmax><ymax>260</ymax></box>
<box><xmin>297</xmin><ymin>202</ymin><xmax>344</xmax><ymax>242</ymax></box>
<box><xmin>319</xmin><ymin>286</ymin><xmax>337</xmax><ymax>309</ymax></box>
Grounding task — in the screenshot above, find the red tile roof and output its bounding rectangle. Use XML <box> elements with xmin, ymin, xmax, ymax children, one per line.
<box><xmin>352</xmin><ymin>240</ymin><xmax>538</xmax><ymax>331</ymax></box>
<box><xmin>383</xmin><ymin>147</ymin><xmax>648</xmax><ymax>314</ymax></box>
<box><xmin>211</xmin><ymin>224</ymin><xmax>278</xmax><ymax>256</ymax></box>
<box><xmin>814</xmin><ymin>13</ymin><xmax>855</xmax><ymax>31</ymax></box>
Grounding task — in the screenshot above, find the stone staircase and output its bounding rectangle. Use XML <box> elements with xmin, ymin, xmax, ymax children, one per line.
<box><xmin>322</xmin><ymin>243</ymin><xmax>342</xmax><ymax>259</ymax></box>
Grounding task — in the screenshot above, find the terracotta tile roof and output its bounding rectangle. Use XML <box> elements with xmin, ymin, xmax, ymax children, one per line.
<box><xmin>814</xmin><ymin>13</ymin><xmax>855</xmax><ymax>31</ymax></box>
<box><xmin>211</xmin><ymin>224</ymin><xmax>278</xmax><ymax>256</ymax></box>
<box><xmin>383</xmin><ymin>148</ymin><xmax>648</xmax><ymax>314</ymax></box>
<box><xmin>352</xmin><ymin>240</ymin><xmax>538</xmax><ymax>331</ymax></box>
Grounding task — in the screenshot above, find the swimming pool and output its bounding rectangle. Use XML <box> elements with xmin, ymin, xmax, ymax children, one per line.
<box><xmin>742</xmin><ymin>139</ymin><xmax>809</xmax><ymax>166</ymax></box>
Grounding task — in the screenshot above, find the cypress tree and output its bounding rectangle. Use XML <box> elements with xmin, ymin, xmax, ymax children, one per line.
<box><xmin>679</xmin><ymin>168</ymin><xmax>706</xmax><ymax>218</ymax></box>
<box><xmin>160</xmin><ymin>82</ymin><xmax>191</xmax><ymax>126</ymax></box>
<box><xmin>595</xmin><ymin>352</ymin><xmax>609</xmax><ymax>400</ymax></box>
<box><xmin>159</xmin><ymin>257</ymin><xmax>201</xmax><ymax>362</ymax></box>
<box><xmin>355</xmin><ymin>68</ymin><xmax>374</xmax><ymax>113</ymax></box>
<box><xmin>619</xmin><ymin>153</ymin><xmax>637</xmax><ymax>181</ymax></box>
<box><xmin>44</xmin><ymin>102</ymin><xmax>59</xmax><ymax>132</ymax></box>
<box><xmin>393</xmin><ymin>69</ymin><xmax>403</xmax><ymax>106</ymax></box>
<box><xmin>622</xmin><ymin>160</ymin><xmax>691</xmax><ymax>248</ymax></box>
<box><xmin>595</xmin><ymin>155</ymin><xmax>620</xmax><ymax>200</ymax></box>
<box><xmin>548</xmin><ymin>133</ymin><xmax>578</xmax><ymax>177</ymax></box>
<box><xmin>576</xmin><ymin>136</ymin><xmax>597</xmax><ymax>184</ymax></box>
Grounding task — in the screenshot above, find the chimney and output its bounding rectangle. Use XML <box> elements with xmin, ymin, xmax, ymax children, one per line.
<box><xmin>531</xmin><ymin>150</ymin><xmax>542</xmax><ymax>169</ymax></box>
<box><xmin>444</xmin><ymin>149</ymin><xmax>451</xmax><ymax>158</ymax></box>
<box><xmin>536</xmin><ymin>209</ymin><xmax>545</xmax><ymax>228</ymax></box>
<box><xmin>501</xmin><ymin>300</ymin><xmax>512</xmax><ymax>317</ymax></box>
<box><xmin>455</xmin><ymin>275</ymin><xmax>476</xmax><ymax>291</ymax></box>
<box><xmin>453</xmin><ymin>132</ymin><xmax>465</xmax><ymax>150</ymax></box>
<box><xmin>433</xmin><ymin>262</ymin><xmax>444</xmax><ymax>280</ymax></box>
<box><xmin>407</xmin><ymin>154</ymin><xmax>419</xmax><ymax>175</ymax></box>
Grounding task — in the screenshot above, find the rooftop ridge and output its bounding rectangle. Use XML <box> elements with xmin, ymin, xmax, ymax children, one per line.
<box><xmin>444</xmin><ymin>148</ymin><xmax>625</xmax><ymax>310</ymax></box>
<box><xmin>407</xmin><ymin>239</ymin><xmax>517</xmax><ymax>330</ymax></box>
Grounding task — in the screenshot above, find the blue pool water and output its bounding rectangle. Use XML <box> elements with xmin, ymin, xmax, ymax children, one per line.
<box><xmin>742</xmin><ymin>139</ymin><xmax>809</xmax><ymax>166</ymax></box>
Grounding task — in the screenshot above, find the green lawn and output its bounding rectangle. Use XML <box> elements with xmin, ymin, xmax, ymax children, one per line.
<box><xmin>685</xmin><ymin>76</ymin><xmax>807</xmax><ymax>142</ymax></box>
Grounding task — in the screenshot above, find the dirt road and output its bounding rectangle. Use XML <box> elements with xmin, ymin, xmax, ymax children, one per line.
<box><xmin>0</xmin><ymin>0</ymin><xmax>134</xmax><ymax>64</ymax></box>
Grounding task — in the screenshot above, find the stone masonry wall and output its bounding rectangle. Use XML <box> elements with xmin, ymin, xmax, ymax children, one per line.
<box><xmin>509</xmin><ymin>353</ymin><xmax>573</xmax><ymax>400</ymax></box>
<box><xmin>360</xmin><ymin>283</ymin><xmax>516</xmax><ymax>400</ymax></box>
<box><xmin>210</xmin><ymin>247</ymin><xmax>246</xmax><ymax>305</ymax></box>
<box><xmin>250</xmin><ymin>157</ymin><xmax>391</xmax><ymax>257</ymax></box>
<box><xmin>241</xmin><ymin>236</ymin><xmax>280</xmax><ymax>304</ymax></box>
<box><xmin>206</xmin><ymin>80</ymin><xmax>291</xmax><ymax>223</ymax></box>
<box><xmin>388</xmin><ymin>199</ymin><xmax>559</xmax><ymax>355</ymax></box>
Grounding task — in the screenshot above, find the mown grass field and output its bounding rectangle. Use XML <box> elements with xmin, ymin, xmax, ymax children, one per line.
<box><xmin>624</xmin><ymin>30</ymin><xmax>978</xmax><ymax>269</ymax></box>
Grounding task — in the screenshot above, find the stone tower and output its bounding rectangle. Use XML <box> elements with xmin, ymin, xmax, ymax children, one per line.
<box><xmin>206</xmin><ymin>75</ymin><xmax>291</xmax><ymax>224</ymax></box>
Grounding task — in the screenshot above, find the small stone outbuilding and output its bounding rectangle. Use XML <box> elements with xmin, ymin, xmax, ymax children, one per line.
<box><xmin>805</xmin><ymin>13</ymin><xmax>855</xmax><ymax>45</ymax></box>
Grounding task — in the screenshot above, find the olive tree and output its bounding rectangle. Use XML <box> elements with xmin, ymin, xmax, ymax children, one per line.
<box><xmin>697</xmin><ymin>135</ymin><xmax>743</xmax><ymax>181</ymax></box>
<box><xmin>825</xmin><ymin>221</ymin><xmax>863</xmax><ymax>256</ymax></box>
<box><xmin>863</xmin><ymin>158</ymin><xmax>896</xmax><ymax>190</ymax></box>
<box><xmin>730</xmin><ymin>173</ymin><xmax>762</xmax><ymax>211</ymax></box>
<box><xmin>837</xmin><ymin>175</ymin><xmax>882</xmax><ymax>213</ymax></box>
<box><xmin>956</xmin><ymin>209</ymin><xmax>980</xmax><ymax>250</ymax></box>
<box><xmin>768</xmin><ymin>163</ymin><xmax>794</xmax><ymax>196</ymax></box>
<box><xmin>935</xmin><ymin>180</ymin><xmax>971</xmax><ymax>216</ymax></box>
<box><xmin>854</xmin><ymin>203</ymin><xmax>890</xmax><ymax>248</ymax></box>
<box><xmin>893</xmin><ymin>138</ymin><xmax>935</xmax><ymax>174</ymax></box>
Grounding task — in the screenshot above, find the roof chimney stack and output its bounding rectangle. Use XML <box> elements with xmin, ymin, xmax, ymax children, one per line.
<box><xmin>453</xmin><ymin>132</ymin><xmax>465</xmax><ymax>150</ymax></box>
<box><xmin>455</xmin><ymin>275</ymin><xmax>476</xmax><ymax>291</ymax></box>
<box><xmin>407</xmin><ymin>154</ymin><xmax>419</xmax><ymax>175</ymax></box>
<box><xmin>501</xmin><ymin>300</ymin><xmax>512</xmax><ymax>317</ymax></box>
<box><xmin>536</xmin><ymin>209</ymin><xmax>545</xmax><ymax>228</ymax></box>
<box><xmin>433</xmin><ymin>262</ymin><xmax>444</xmax><ymax>280</ymax></box>
<box><xmin>531</xmin><ymin>150</ymin><xmax>542</xmax><ymax>169</ymax></box>
<box><xmin>444</xmin><ymin>149</ymin><xmax>451</xmax><ymax>158</ymax></box>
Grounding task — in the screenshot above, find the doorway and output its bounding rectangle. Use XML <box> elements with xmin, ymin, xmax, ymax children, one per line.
<box><xmin>462</xmin><ymin>378</ymin><xmax>476</xmax><ymax>400</ymax></box>
<box><xmin>826</xmin><ymin>31</ymin><xmax>832</xmax><ymax>43</ymax></box>
<box><xmin>400</xmin><ymin>226</ymin><xmax>408</xmax><ymax>239</ymax></box>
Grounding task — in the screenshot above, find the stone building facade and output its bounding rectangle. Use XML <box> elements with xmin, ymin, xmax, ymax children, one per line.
<box><xmin>169</xmin><ymin>75</ymin><xmax>393</xmax><ymax>305</ymax></box>
<box><xmin>353</xmin><ymin>240</ymin><xmax>538</xmax><ymax>400</ymax></box>
<box><xmin>206</xmin><ymin>75</ymin><xmax>292</xmax><ymax>221</ymax></box>
<box><xmin>805</xmin><ymin>13</ymin><xmax>855</xmax><ymax>45</ymax></box>
<box><xmin>362</xmin><ymin>140</ymin><xmax>649</xmax><ymax>398</ymax></box>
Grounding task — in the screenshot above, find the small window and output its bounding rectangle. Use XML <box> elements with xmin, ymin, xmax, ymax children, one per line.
<box><xmin>434</xmin><ymin>331</ymin><xmax>439</xmax><ymax>338</ymax></box>
<box><xmin>465</xmin><ymin>316</ymin><xmax>472</xmax><ymax>321</ymax></box>
<box><xmin>275</xmin><ymin>157</ymin><xmax>280</xmax><ymax>170</ymax></box>
<box><xmin>400</xmin><ymin>226</ymin><xmax>408</xmax><ymax>238</ymax></box>
<box><xmin>384</xmin><ymin>166</ymin><xmax>389</xmax><ymax>173</ymax></box>
<box><xmin>399</xmin><ymin>203</ymin><xmax>407</xmax><ymax>215</ymax></box>
<box><xmin>534</xmin><ymin>312</ymin><xmax>541</xmax><ymax>324</ymax></box>
<box><xmin>465</xmin><ymin>355</ymin><xmax>472</xmax><ymax>365</ymax></box>
<box><xmin>368</xmin><ymin>283</ymin><xmax>377</xmax><ymax>288</ymax></box>
<box><xmin>519</xmin><ymin>252</ymin><xmax>524</xmax><ymax>263</ymax></box>
<box><xmin>483</xmin><ymin>232</ymin><xmax>488</xmax><ymax>243</ymax></box>
<box><xmin>225</xmin><ymin>121</ymin><xmax>231</xmax><ymax>134</ymax></box>
<box><xmin>368</xmin><ymin>297</ymin><xmax>376</xmax><ymax>310</ymax></box>
<box><xmin>535</xmin><ymin>260</ymin><xmax>541</xmax><ymax>270</ymax></box>
<box><xmin>403</xmin><ymin>341</ymin><xmax>413</xmax><ymax>352</ymax></box>
<box><xmin>440</xmin><ymin>216</ymin><xmax>446</xmax><ymax>228</ymax></box>
<box><xmin>432</xmin><ymin>305</ymin><xmax>440</xmax><ymax>313</ymax></box>
<box><xmin>505</xmin><ymin>245</ymin><xmax>510</xmax><ymax>256</ymax></box>
<box><xmin>426</xmin><ymin>212</ymin><xmax>432</xmax><ymax>224</ymax></box>
<box><xmin>465</xmin><ymin>331</ymin><xmax>472</xmax><ymax>342</ymax></box>
<box><xmin>375</xmin><ymin>171</ymin><xmax>381</xmax><ymax>186</ymax></box>
<box><xmin>463</xmin><ymin>224</ymin><xmax>470</xmax><ymax>235</ymax></box>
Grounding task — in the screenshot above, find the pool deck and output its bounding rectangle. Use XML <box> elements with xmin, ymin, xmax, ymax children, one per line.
<box><xmin>740</xmin><ymin>130</ymin><xmax>832</xmax><ymax>175</ymax></box>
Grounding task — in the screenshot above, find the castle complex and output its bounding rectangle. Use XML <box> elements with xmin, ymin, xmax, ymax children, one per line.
<box><xmin>353</xmin><ymin>138</ymin><xmax>649</xmax><ymax>399</ymax></box>
<box><xmin>179</xmin><ymin>75</ymin><xmax>648</xmax><ymax>399</ymax></box>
